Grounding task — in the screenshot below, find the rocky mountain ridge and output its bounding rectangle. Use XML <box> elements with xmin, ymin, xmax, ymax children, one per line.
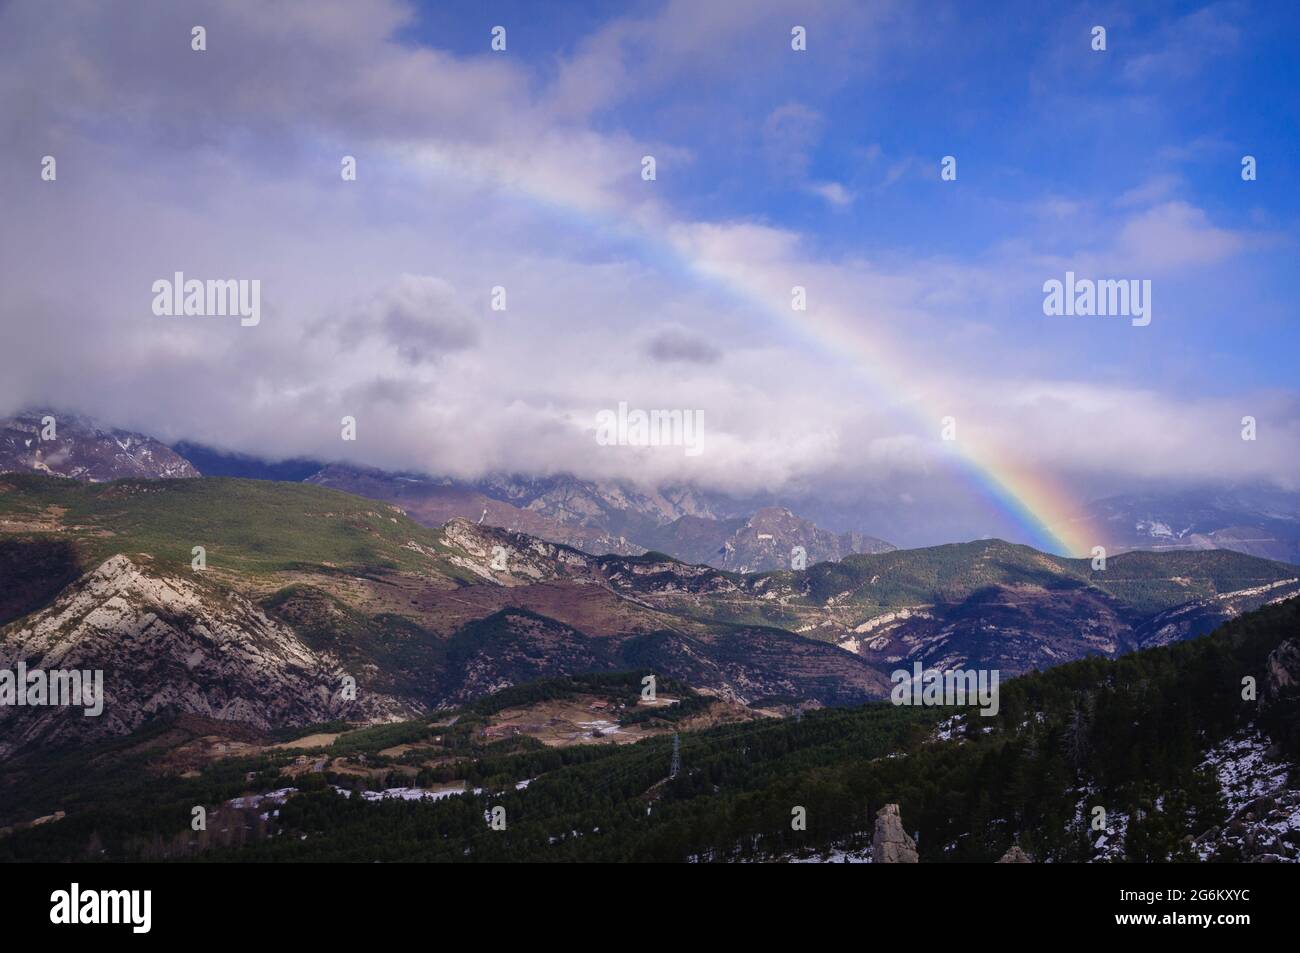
<box><xmin>307</xmin><ymin>464</ymin><xmax>893</xmax><ymax>572</ymax></box>
<box><xmin>0</xmin><ymin>412</ymin><xmax>198</xmax><ymax>482</ymax></box>
<box><xmin>0</xmin><ymin>554</ymin><xmax>407</xmax><ymax>759</ymax></box>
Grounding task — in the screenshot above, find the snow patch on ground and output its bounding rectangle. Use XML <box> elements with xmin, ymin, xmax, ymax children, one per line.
<box><xmin>577</xmin><ymin>719</ymin><xmax>622</xmax><ymax>739</ymax></box>
<box><xmin>1202</xmin><ymin>730</ymin><xmax>1290</xmax><ymax>815</ymax></box>
<box><xmin>1194</xmin><ymin>729</ymin><xmax>1300</xmax><ymax>862</ymax></box>
<box><xmin>785</xmin><ymin>843</ymin><xmax>873</xmax><ymax>863</ymax></box>
<box><xmin>227</xmin><ymin>787</ymin><xmax>297</xmax><ymax>810</ymax></box>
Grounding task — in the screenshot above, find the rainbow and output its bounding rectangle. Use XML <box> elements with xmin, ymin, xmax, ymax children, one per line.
<box><xmin>677</xmin><ymin>242</ymin><xmax>1097</xmax><ymax>558</ymax></box>
<box><xmin>412</xmin><ymin>147</ymin><xmax>1098</xmax><ymax>556</ymax></box>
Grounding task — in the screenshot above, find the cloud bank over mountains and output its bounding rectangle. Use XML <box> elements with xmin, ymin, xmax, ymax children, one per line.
<box><xmin>1</xmin><ymin>0</ymin><xmax>1296</xmax><ymax>543</ymax></box>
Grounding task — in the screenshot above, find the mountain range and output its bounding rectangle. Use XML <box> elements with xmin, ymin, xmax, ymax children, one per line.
<box><xmin>1082</xmin><ymin>488</ymin><xmax>1300</xmax><ymax>565</ymax></box>
<box><xmin>2</xmin><ymin>470</ymin><xmax>1297</xmax><ymax>762</ymax></box>
<box><xmin>307</xmin><ymin>463</ymin><xmax>896</xmax><ymax>571</ymax></box>
<box><xmin>8</xmin><ymin>411</ymin><xmax>1298</xmax><ymax>570</ymax></box>
<box><xmin>5</xmin><ymin>411</ymin><xmax>896</xmax><ymax>573</ymax></box>
<box><xmin>0</xmin><ymin>413</ymin><xmax>197</xmax><ymax>482</ymax></box>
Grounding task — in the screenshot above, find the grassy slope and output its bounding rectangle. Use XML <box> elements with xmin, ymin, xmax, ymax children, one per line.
<box><xmin>0</xmin><ymin>472</ymin><xmax>480</xmax><ymax>581</ymax></box>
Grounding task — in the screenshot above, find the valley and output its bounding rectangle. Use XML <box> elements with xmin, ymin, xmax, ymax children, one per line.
<box><xmin>2</xmin><ymin>598</ymin><xmax>1298</xmax><ymax>863</ymax></box>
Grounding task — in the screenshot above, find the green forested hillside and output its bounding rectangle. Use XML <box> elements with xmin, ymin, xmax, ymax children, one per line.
<box><xmin>768</xmin><ymin>538</ymin><xmax>1295</xmax><ymax>617</ymax></box>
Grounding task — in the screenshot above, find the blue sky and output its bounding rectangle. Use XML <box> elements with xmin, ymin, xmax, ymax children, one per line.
<box><xmin>400</xmin><ymin>0</ymin><xmax>1300</xmax><ymax>390</ymax></box>
<box><xmin>0</xmin><ymin>0</ymin><xmax>1296</xmax><ymax>546</ymax></box>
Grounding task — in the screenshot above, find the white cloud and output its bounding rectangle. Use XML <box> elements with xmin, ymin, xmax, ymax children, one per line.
<box><xmin>809</xmin><ymin>181</ymin><xmax>855</xmax><ymax>207</ymax></box>
<box><xmin>1114</xmin><ymin>201</ymin><xmax>1248</xmax><ymax>271</ymax></box>
<box><xmin>0</xmin><ymin>0</ymin><xmax>1293</xmax><ymax>520</ymax></box>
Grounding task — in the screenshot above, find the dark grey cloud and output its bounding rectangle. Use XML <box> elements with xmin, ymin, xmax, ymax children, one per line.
<box><xmin>339</xmin><ymin>275</ymin><xmax>479</xmax><ymax>365</ymax></box>
<box><xmin>644</xmin><ymin>327</ymin><xmax>722</xmax><ymax>365</ymax></box>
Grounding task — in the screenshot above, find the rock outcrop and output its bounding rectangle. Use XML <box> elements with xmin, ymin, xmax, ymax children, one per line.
<box><xmin>0</xmin><ymin>555</ymin><xmax>407</xmax><ymax>758</ymax></box>
<box><xmin>871</xmin><ymin>803</ymin><xmax>918</xmax><ymax>863</ymax></box>
<box><xmin>1264</xmin><ymin>638</ymin><xmax>1300</xmax><ymax>701</ymax></box>
<box><xmin>1195</xmin><ymin>790</ymin><xmax>1300</xmax><ymax>862</ymax></box>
